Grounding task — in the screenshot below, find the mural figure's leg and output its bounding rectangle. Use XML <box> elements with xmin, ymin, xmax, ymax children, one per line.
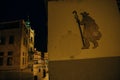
<box><xmin>91</xmin><ymin>40</ymin><xmax>98</xmax><ymax>49</ymax></box>
<box><xmin>82</xmin><ymin>38</ymin><xmax>90</xmax><ymax>49</ymax></box>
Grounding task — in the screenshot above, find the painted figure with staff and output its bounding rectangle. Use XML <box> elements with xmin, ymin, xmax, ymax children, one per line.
<box><xmin>73</xmin><ymin>10</ymin><xmax>102</xmax><ymax>49</ymax></box>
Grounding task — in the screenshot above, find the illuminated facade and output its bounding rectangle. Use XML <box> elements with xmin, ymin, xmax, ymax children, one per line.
<box><xmin>0</xmin><ymin>20</ymin><xmax>34</xmax><ymax>71</ymax></box>
<box><xmin>33</xmin><ymin>50</ymin><xmax>48</xmax><ymax>69</ymax></box>
<box><xmin>26</xmin><ymin>18</ymin><xmax>35</xmax><ymax>61</ymax></box>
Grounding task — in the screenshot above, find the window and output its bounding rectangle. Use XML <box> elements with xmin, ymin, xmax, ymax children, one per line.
<box><xmin>22</xmin><ymin>57</ymin><xmax>25</xmax><ymax>65</ymax></box>
<box><xmin>34</xmin><ymin>60</ymin><xmax>38</xmax><ymax>64</ymax></box>
<box><xmin>30</xmin><ymin>47</ymin><xmax>33</xmax><ymax>52</ymax></box>
<box><xmin>23</xmin><ymin>38</ymin><xmax>28</xmax><ymax>47</ymax></box>
<box><xmin>30</xmin><ymin>37</ymin><xmax>33</xmax><ymax>43</ymax></box>
<box><xmin>0</xmin><ymin>57</ymin><xmax>3</xmax><ymax>66</ymax></box>
<box><xmin>7</xmin><ymin>51</ymin><xmax>13</xmax><ymax>66</ymax></box>
<box><xmin>23</xmin><ymin>52</ymin><xmax>25</xmax><ymax>56</ymax></box>
<box><xmin>24</xmin><ymin>26</ymin><xmax>28</xmax><ymax>34</ymax></box>
<box><xmin>0</xmin><ymin>52</ymin><xmax>4</xmax><ymax>56</ymax></box>
<box><xmin>8</xmin><ymin>51</ymin><xmax>13</xmax><ymax>56</ymax></box>
<box><xmin>9</xmin><ymin>36</ymin><xmax>14</xmax><ymax>44</ymax></box>
<box><xmin>0</xmin><ymin>52</ymin><xmax>4</xmax><ymax>66</ymax></box>
<box><xmin>25</xmin><ymin>57</ymin><xmax>26</xmax><ymax>64</ymax></box>
<box><xmin>7</xmin><ymin>57</ymin><xmax>13</xmax><ymax>66</ymax></box>
<box><xmin>0</xmin><ymin>36</ymin><xmax>6</xmax><ymax>45</ymax></box>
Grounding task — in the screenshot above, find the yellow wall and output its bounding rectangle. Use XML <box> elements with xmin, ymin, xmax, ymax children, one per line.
<box><xmin>48</xmin><ymin>0</ymin><xmax>120</xmax><ymax>61</ymax></box>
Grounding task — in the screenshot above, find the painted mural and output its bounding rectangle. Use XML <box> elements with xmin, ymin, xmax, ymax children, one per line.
<box><xmin>73</xmin><ymin>10</ymin><xmax>102</xmax><ymax>49</ymax></box>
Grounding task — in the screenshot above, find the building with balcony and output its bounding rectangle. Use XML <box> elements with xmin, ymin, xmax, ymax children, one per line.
<box><xmin>0</xmin><ymin>19</ymin><xmax>34</xmax><ymax>71</ymax></box>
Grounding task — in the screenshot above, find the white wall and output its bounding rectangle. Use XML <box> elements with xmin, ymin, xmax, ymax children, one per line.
<box><xmin>48</xmin><ymin>0</ymin><xmax>120</xmax><ymax>61</ymax></box>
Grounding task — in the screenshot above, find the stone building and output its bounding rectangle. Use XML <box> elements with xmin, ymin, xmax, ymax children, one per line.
<box><xmin>26</xmin><ymin>18</ymin><xmax>35</xmax><ymax>62</ymax></box>
<box><xmin>0</xmin><ymin>19</ymin><xmax>34</xmax><ymax>71</ymax></box>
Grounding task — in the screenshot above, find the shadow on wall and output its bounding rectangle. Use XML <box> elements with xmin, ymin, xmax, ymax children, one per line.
<box><xmin>49</xmin><ymin>57</ymin><xmax>120</xmax><ymax>80</ymax></box>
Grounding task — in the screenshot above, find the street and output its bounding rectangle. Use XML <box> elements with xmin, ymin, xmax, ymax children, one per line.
<box><xmin>0</xmin><ymin>67</ymin><xmax>49</xmax><ymax>80</ymax></box>
<box><xmin>0</xmin><ymin>71</ymin><xmax>33</xmax><ymax>80</ymax></box>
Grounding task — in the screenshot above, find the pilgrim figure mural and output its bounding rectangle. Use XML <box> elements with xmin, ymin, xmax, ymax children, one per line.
<box><xmin>73</xmin><ymin>11</ymin><xmax>102</xmax><ymax>49</ymax></box>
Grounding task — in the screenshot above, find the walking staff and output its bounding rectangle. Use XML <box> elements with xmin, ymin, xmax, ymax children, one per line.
<box><xmin>72</xmin><ymin>10</ymin><xmax>85</xmax><ymax>48</ymax></box>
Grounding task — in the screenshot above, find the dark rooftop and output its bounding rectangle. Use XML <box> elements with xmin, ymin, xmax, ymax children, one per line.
<box><xmin>0</xmin><ymin>20</ymin><xmax>20</xmax><ymax>30</ymax></box>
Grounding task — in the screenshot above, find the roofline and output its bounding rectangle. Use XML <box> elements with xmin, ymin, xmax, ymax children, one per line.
<box><xmin>0</xmin><ymin>19</ymin><xmax>24</xmax><ymax>24</ymax></box>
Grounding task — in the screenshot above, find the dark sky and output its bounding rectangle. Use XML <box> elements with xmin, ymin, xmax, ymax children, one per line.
<box><xmin>0</xmin><ymin>0</ymin><xmax>47</xmax><ymax>52</ymax></box>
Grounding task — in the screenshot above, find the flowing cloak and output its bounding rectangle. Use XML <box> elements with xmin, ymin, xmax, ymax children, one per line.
<box><xmin>80</xmin><ymin>15</ymin><xmax>102</xmax><ymax>41</ymax></box>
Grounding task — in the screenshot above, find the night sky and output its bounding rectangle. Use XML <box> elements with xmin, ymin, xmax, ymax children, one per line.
<box><xmin>0</xmin><ymin>0</ymin><xmax>47</xmax><ymax>52</ymax></box>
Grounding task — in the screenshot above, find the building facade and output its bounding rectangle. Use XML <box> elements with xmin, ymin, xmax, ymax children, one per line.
<box><xmin>26</xmin><ymin>19</ymin><xmax>35</xmax><ymax>62</ymax></box>
<box><xmin>0</xmin><ymin>19</ymin><xmax>34</xmax><ymax>71</ymax></box>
